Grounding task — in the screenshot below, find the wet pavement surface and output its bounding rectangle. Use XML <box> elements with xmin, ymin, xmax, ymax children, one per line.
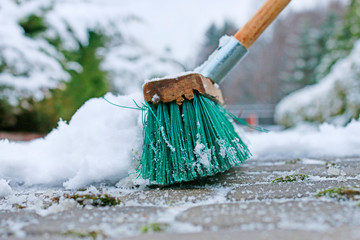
<box><xmin>1</xmin><ymin>157</ymin><xmax>360</xmax><ymax>239</ymax></box>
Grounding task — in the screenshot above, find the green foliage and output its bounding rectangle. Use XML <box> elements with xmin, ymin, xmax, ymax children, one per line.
<box><xmin>287</xmin><ymin>14</ymin><xmax>338</xmax><ymax>89</ymax></box>
<box><xmin>0</xmin><ymin>30</ymin><xmax>110</xmax><ymax>133</ymax></box>
<box><xmin>0</xmin><ymin>95</ymin><xmax>15</xmax><ymax>129</ymax></box>
<box><xmin>63</xmin><ymin>230</ymin><xmax>105</xmax><ymax>239</ymax></box>
<box><xmin>316</xmin><ymin>186</ymin><xmax>360</xmax><ymax>201</ymax></box>
<box><xmin>19</xmin><ymin>14</ymin><xmax>47</xmax><ymax>38</ymax></box>
<box><xmin>63</xmin><ymin>193</ymin><xmax>121</xmax><ymax>207</ymax></box>
<box><xmin>285</xmin><ymin>159</ymin><xmax>300</xmax><ymax>164</ymax></box>
<box><xmin>325</xmin><ymin>162</ymin><xmax>340</xmax><ymax>169</ymax></box>
<box><xmin>140</xmin><ymin>222</ymin><xmax>167</xmax><ymax>233</ymax></box>
<box><xmin>272</xmin><ymin>174</ymin><xmax>309</xmax><ymax>183</ymax></box>
<box><xmin>47</xmin><ymin>31</ymin><xmax>109</xmax><ymax>122</ymax></box>
<box><xmin>317</xmin><ymin>0</ymin><xmax>360</xmax><ymax>79</ymax></box>
<box><xmin>0</xmin><ymin>96</ymin><xmax>54</xmax><ymax>132</ymax></box>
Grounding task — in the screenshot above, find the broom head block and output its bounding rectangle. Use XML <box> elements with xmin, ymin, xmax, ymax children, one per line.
<box><xmin>143</xmin><ymin>73</ymin><xmax>224</xmax><ymax>105</ymax></box>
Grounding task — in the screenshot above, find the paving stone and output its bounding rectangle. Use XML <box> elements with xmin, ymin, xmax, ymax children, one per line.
<box><xmin>190</xmin><ymin>168</ymin><xmax>359</xmax><ymax>188</ymax></box>
<box><xmin>237</xmin><ymin>164</ymin><xmax>320</xmax><ymax>173</ymax></box>
<box><xmin>120</xmin><ymin>228</ymin><xmax>360</xmax><ymax>240</ymax></box>
<box><xmin>161</xmin><ymin>158</ymin><xmax>360</xmax><ymax>188</ymax></box>
<box><xmin>1</xmin><ymin>157</ymin><xmax>360</xmax><ymax>240</ymax></box>
<box><xmin>181</xmin><ymin>171</ymin><xmax>275</xmax><ymax>187</ymax></box>
<box><xmin>121</xmin><ymin>188</ymin><xmax>214</xmax><ymax>205</ymax></box>
<box><xmin>227</xmin><ymin>179</ymin><xmax>360</xmax><ymax>200</ymax></box>
<box><xmin>1</xmin><ymin>206</ymin><xmax>164</xmax><ymax>238</ymax></box>
<box><xmin>236</xmin><ymin>164</ymin><xmax>360</xmax><ymax>177</ymax></box>
<box><xmin>176</xmin><ymin>201</ymin><xmax>360</xmax><ymax>230</ymax></box>
<box><xmin>246</xmin><ymin>156</ymin><xmax>360</xmax><ymax>165</ymax></box>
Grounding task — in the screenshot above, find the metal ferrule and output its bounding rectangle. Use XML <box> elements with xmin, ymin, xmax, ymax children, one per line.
<box><xmin>198</xmin><ymin>36</ymin><xmax>248</xmax><ymax>84</ymax></box>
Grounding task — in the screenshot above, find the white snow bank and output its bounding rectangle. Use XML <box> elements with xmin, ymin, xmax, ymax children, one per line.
<box><xmin>0</xmin><ymin>179</ymin><xmax>12</xmax><ymax>198</ymax></box>
<box><xmin>275</xmin><ymin>40</ymin><xmax>360</xmax><ymax>127</ymax></box>
<box><xmin>248</xmin><ymin>119</ymin><xmax>360</xmax><ymax>159</ymax></box>
<box><xmin>0</xmin><ymin>92</ymin><xmax>143</xmax><ymax>189</ymax></box>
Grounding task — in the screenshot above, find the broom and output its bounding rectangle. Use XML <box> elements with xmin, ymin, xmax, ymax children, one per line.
<box><xmin>139</xmin><ymin>0</ymin><xmax>291</xmax><ymax>185</ymax></box>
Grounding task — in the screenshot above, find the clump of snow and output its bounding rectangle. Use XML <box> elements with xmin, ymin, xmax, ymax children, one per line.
<box><xmin>0</xmin><ymin>92</ymin><xmax>143</xmax><ymax>189</ymax></box>
<box><xmin>151</xmin><ymin>94</ymin><xmax>160</xmax><ymax>103</ymax></box>
<box><xmin>327</xmin><ymin>166</ymin><xmax>346</xmax><ymax>176</ymax></box>
<box><xmin>0</xmin><ymin>179</ymin><xmax>12</xmax><ymax>198</ymax></box>
<box><xmin>194</xmin><ymin>141</ymin><xmax>211</xmax><ymax>168</ymax></box>
<box><xmin>218</xmin><ymin>35</ymin><xmax>232</xmax><ymax>48</ymax></box>
<box><xmin>38</xmin><ymin>198</ymin><xmax>78</xmax><ymax>216</ymax></box>
<box><xmin>275</xmin><ymin>40</ymin><xmax>360</xmax><ymax>127</ymax></box>
<box><xmin>248</xmin><ymin>119</ymin><xmax>360</xmax><ymax>159</ymax></box>
<box><xmin>193</xmin><ymin>35</ymin><xmax>233</xmax><ymax>74</ymax></box>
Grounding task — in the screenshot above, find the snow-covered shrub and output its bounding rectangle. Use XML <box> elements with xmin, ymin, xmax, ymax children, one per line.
<box><xmin>0</xmin><ymin>0</ymin><xmax>69</xmax><ymax>103</ymax></box>
<box><xmin>275</xmin><ymin>40</ymin><xmax>360</xmax><ymax>127</ymax></box>
<box><xmin>0</xmin><ymin>0</ymin><xmax>183</xmax><ymax>131</ymax></box>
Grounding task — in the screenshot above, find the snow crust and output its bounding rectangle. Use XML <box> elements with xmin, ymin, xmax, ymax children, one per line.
<box><xmin>0</xmin><ymin>92</ymin><xmax>143</xmax><ymax>189</ymax></box>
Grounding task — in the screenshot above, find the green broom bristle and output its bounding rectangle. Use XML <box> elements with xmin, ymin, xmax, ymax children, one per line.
<box><xmin>140</xmin><ymin>93</ymin><xmax>252</xmax><ymax>185</ymax></box>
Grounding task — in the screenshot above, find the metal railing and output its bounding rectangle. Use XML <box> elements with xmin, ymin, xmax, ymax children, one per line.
<box><xmin>225</xmin><ymin>104</ymin><xmax>276</xmax><ymax>125</ymax></box>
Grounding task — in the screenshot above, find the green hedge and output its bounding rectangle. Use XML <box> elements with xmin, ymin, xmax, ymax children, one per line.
<box><xmin>0</xmin><ymin>14</ymin><xmax>110</xmax><ymax>133</ymax></box>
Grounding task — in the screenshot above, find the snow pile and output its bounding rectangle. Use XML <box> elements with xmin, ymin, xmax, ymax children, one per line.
<box><xmin>248</xmin><ymin>119</ymin><xmax>360</xmax><ymax>159</ymax></box>
<box><xmin>275</xmin><ymin>40</ymin><xmax>360</xmax><ymax>127</ymax></box>
<box><xmin>0</xmin><ymin>179</ymin><xmax>12</xmax><ymax>198</ymax></box>
<box><xmin>0</xmin><ymin>92</ymin><xmax>143</xmax><ymax>189</ymax></box>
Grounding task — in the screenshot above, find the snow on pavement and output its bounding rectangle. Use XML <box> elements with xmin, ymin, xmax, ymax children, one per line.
<box><xmin>0</xmin><ymin>92</ymin><xmax>143</xmax><ymax>190</ymax></box>
<box><xmin>0</xmin><ymin>91</ymin><xmax>360</xmax><ymax>190</ymax></box>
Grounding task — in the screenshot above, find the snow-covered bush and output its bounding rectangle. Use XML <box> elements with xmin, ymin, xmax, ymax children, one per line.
<box><xmin>0</xmin><ymin>0</ymin><xmax>69</xmax><ymax>103</ymax></box>
<box><xmin>0</xmin><ymin>0</ymin><xmax>183</xmax><ymax>131</ymax></box>
<box><xmin>275</xmin><ymin>40</ymin><xmax>360</xmax><ymax>127</ymax></box>
<box><xmin>0</xmin><ymin>0</ymin><xmax>183</xmax><ymax>99</ymax></box>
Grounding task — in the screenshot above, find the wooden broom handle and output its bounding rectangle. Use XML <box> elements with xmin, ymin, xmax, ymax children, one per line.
<box><xmin>234</xmin><ymin>0</ymin><xmax>291</xmax><ymax>49</ymax></box>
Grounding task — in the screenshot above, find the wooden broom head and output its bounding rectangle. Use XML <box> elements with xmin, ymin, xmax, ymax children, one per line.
<box><xmin>143</xmin><ymin>73</ymin><xmax>224</xmax><ymax>106</ymax></box>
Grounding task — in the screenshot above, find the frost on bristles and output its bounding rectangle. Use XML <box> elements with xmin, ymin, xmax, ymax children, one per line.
<box><xmin>139</xmin><ymin>94</ymin><xmax>251</xmax><ymax>185</ymax></box>
<box><xmin>194</xmin><ymin>141</ymin><xmax>211</xmax><ymax>169</ymax></box>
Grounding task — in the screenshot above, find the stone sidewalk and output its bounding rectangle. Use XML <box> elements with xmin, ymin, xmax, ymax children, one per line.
<box><xmin>1</xmin><ymin>157</ymin><xmax>360</xmax><ymax>239</ymax></box>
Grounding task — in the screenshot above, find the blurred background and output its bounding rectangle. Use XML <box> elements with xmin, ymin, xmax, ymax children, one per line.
<box><xmin>0</xmin><ymin>0</ymin><xmax>359</xmax><ymax>138</ymax></box>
